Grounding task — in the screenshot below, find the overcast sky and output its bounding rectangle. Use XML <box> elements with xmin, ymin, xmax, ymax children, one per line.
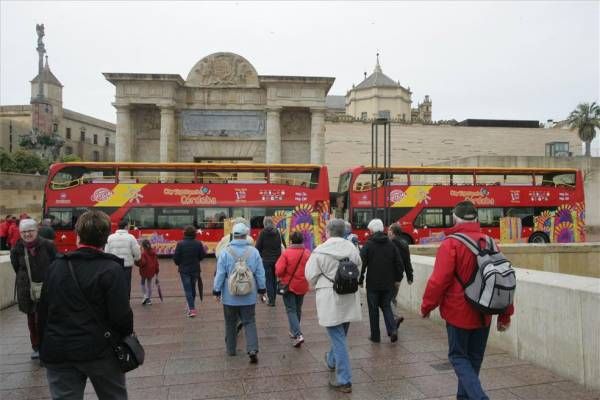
<box><xmin>1</xmin><ymin>1</ymin><xmax>599</xmax><ymax>129</ymax></box>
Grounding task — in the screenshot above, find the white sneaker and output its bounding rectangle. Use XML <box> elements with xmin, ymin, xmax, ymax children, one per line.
<box><xmin>293</xmin><ymin>335</ymin><xmax>304</xmax><ymax>348</ymax></box>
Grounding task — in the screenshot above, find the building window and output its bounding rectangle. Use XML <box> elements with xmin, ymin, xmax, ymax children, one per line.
<box><xmin>378</xmin><ymin>110</ymin><xmax>390</xmax><ymax>120</ymax></box>
<box><xmin>53</xmin><ymin>123</ymin><xmax>58</xmax><ymax>133</ymax></box>
<box><xmin>93</xmin><ymin>134</ymin><xmax>98</xmax><ymax>145</ymax></box>
<box><xmin>66</xmin><ymin>127</ymin><xmax>71</xmax><ymax>139</ymax></box>
<box><xmin>93</xmin><ymin>150</ymin><xmax>100</xmax><ymax>161</ymax></box>
<box><xmin>105</xmin><ymin>136</ymin><xmax>109</xmax><ymax>146</ymax></box>
<box><xmin>361</xmin><ymin>112</ymin><xmax>367</xmax><ymax>120</ymax></box>
<box><xmin>545</xmin><ymin>142</ymin><xmax>570</xmax><ymax>157</ymax></box>
<box><xmin>65</xmin><ymin>146</ymin><xmax>73</xmax><ymax>155</ymax></box>
<box><xmin>80</xmin><ymin>130</ymin><xmax>85</xmax><ymax>142</ymax></box>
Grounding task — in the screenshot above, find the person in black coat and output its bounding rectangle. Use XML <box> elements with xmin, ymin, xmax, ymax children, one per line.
<box><xmin>255</xmin><ymin>216</ymin><xmax>285</xmax><ymax>306</ymax></box>
<box><xmin>10</xmin><ymin>218</ymin><xmax>57</xmax><ymax>360</ymax></box>
<box><xmin>38</xmin><ymin>209</ymin><xmax>133</xmax><ymax>400</ymax></box>
<box><xmin>173</xmin><ymin>225</ymin><xmax>206</xmax><ymax>317</ymax></box>
<box><xmin>359</xmin><ymin>219</ymin><xmax>404</xmax><ymax>343</ymax></box>
<box><xmin>388</xmin><ymin>222</ymin><xmax>414</xmax><ymax>327</ymax></box>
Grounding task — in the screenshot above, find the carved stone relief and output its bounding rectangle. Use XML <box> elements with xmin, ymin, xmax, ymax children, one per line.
<box><xmin>281</xmin><ymin>109</ymin><xmax>310</xmax><ymax>138</ymax></box>
<box><xmin>133</xmin><ymin>106</ymin><xmax>160</xmax><ymax>138</ymax></box>
<box><xmin>186</xmin><ymin>52</ymin><xmax>259</xmax><ymax>88</ymax></box>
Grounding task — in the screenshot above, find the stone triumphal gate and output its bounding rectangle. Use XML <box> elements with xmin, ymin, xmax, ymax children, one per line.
<box><xmin>104</xmin><ymin>52</ymin><xmax>334</xmax><ymax>165</ymax></box>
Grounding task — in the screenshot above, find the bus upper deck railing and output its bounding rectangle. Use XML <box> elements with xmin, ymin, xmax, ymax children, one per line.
<box><xmin>352</xmin><ymin>179</ymin><xmax>576</xmax><ymax>192</ymax></box>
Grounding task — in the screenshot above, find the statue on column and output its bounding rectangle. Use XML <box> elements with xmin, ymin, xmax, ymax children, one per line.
<box><xmin>35</xmin><ymin>23</ymin><xmax>46</xmax><ymax>98</ymax></box>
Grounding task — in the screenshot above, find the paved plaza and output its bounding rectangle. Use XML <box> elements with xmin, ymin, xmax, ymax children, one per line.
<box><xmin>1</xmin><ymin>258</ymin><xmax>599</xmax><ymax>400</ymax></box>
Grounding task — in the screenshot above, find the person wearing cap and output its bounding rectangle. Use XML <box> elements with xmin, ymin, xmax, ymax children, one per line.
<box><xmin>358</xmin><ymin>218</ymin><xmax>404</xmax><ymax>343</ymax></box>
<box><xmin>104</xmin><ymin>220</ymin><xmax>141</xmax><ymax>299</ymax></box>
<box><xmin>173</xmin><ymin>225</ymin><xmax>206</xmax><ymax>317</ymax></box>
<box><xmin>213</xmin><ymin>222</ymin><xmax>266</xmax><ymax>364</ymax></box>
<box><xmin>9</xmin><ymin>218</ymin><xmax>57</xmax><ymax>360</ymax></box>
<box><xmin>421</xmin><ymin>200</ymin><xmax>514</xmax><ymax>400</ymax></box>
<box><xmin>214</xmin><ymin>217</ymin><xmax>254</xmax><ymax>258</ymax></box>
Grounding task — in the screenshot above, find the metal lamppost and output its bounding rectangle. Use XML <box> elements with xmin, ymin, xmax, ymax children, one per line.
<box><xmin>371</xmin><ymin>117</ymin><xmax>391</xmax><ymax>225</ymax></box>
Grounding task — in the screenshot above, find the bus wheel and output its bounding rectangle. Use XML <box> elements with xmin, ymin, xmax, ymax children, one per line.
<box><xmin>399</xmin><ymin>233</ymin><xmax>414</xmax><ymax>245</ymax></box>
<box><xmin>528</xmin><ymin>232</ymin><xmax>549</xmax><ymax>244</ymax></box>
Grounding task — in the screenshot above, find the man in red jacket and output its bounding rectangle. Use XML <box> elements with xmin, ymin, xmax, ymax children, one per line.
<box><xmin>421</xmin><ymin>201</ymin><xmax>514</xmax><ymax>400</ymax></box>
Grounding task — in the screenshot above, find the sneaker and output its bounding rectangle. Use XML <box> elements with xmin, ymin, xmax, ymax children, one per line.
<box><xmin>146</xmin><ymin>299</ymin><xmax>152</xmax><ymax>305</ymax></box>
<box><xmin>142</xmin><ymin>298</ymin><xmax>148</xmax><ymax>305</ymax></box>
<box><xmin>324</xmin><ymin>352</ymin><xmax>335</xmax><ymax>370</ymax></box>
<box><xmin>293</xmin><ymin>335</ymin><xmax>304</xmax><ymax>348</ymax></box>
<box><xmin>31</xmin><ymin>350</ymin><xmax>39</xmax><ymax>360</ymax></box>
<box><xmin>248</xmin><ymin>351</ymin><xmax>258</xmax><ymax>364</ymax></box>
<box><xmin>187</xmin><ymin>308</ymin><xmax>197</xmax><ymax>318</ymax></box>
<box><xmin>395</xmin><ymin>316</ymin><xmax>405</xmax><ymax>329</ymax></box>
<box><xmin>260</xmin><ymin>295</ymin><xmax>268</xmax><ymax>303</ymax></box>
<box><xmin>329</xmin><ymin>381</ymin><xmax>352</xmax><ymax>393</ymax></box>
<box><xmin>390</xmin><ymin>332</ymin><xmax>398</xmax><ymax>343</ymax></box>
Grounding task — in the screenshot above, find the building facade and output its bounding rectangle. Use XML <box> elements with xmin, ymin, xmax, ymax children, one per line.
<box><xmin>104</xmin><ymin>52</ymin><xmax>334</xmax><ymax>165</ymax></box>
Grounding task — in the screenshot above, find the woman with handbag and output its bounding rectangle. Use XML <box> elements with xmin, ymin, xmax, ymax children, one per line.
<box><xmin>37</xmin><ymin>210</ymin><xmax>135</xmax><ymax>400</ymax></box>
<box><xmin>275</xmin><ymin>231</ymin><xmax>310</xmax><ymax>347</ymax></box>
<box><xmin>9</xmin><ymin>218</ymin><xmax>56</xmax><ymax>360</ymax></box>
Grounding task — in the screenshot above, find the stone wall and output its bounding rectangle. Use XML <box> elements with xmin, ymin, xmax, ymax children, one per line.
<box><xmin>399</xmin><ymin>255</ymin><xmax>600</xmax><ymax>390</ymax></box>
<box><xmin>0</xmin><ymin>255</ymin><xmax>15</xmax><ymax>310</ymax></box>
<box><xmin>410</xmin><ymin>242</ymin><xmax>600</xmax><ymax>278</ymax></box>
<box><xmin>323</xmin><ymin>122</ymin><xmax>583</xmax><ymax>189</ymax></box>
<box><xmin>0</xmin><ymin>172</ymin><xmax>45</xmax><ymax>219</ymax></box>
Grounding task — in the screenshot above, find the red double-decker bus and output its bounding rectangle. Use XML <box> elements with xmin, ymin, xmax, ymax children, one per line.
<box><xmin>335</xmin><ymin>165</ymin><xmax>585</xmax><ymax>244</ymax></box>
<box><xmin>44</xmin><ymin>162</ymin><xmax>330</xmax><ymax>254</ymax></box>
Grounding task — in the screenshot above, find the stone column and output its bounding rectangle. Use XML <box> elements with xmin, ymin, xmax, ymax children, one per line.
<box><xmin>310</xmin><ymin>108</ymin><xmax>326</xmax><ymax>164</ymax></box>
<box><xmin>114</xmin><ymin>103</ymin><xmax>132</xmax><ymax>162</ymax></box>
<box><xmin>265</xmin><ymin>107</ymin><xmax>281</xmax><ymax>164</ymax></box>
<box><xmin>159</xmin><ymin>105</ymin><xmax>177</xmax><ymax>182</ymax></box>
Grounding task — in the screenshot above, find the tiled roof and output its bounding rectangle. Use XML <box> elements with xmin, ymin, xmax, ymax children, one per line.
<box><xmin>355</xmin><ymin>63</ymin><xmax>399</xmax><ymax>90</ymax></box>
<box><xmin>31</xmin><ymin>63</ymin><xmax>63</xmax><ymax>87</ymax></box>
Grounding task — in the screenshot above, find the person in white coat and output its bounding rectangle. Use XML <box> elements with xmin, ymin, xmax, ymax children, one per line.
<box><xmin>105</xmin><ymin>220</ymin><xmax>141</xmax><ymax>299</ymax></box>
<box><xmin>305</xmin><ymin>218</ymin><xmax>362</xmax><ymax>393</ymax></box>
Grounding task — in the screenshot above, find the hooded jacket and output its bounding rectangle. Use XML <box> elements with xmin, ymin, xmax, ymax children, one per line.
<box><xmin>213</xmin><ymin>239</ymin><xmax>266</xmax><ymax>306</ymax></box>
<box><xmin>104</xmin><ymin>229</ymin><xmax>141</xmax><ymax>267</ymax></box>
<box><xmin>38</xmin><ymin>247</ymin><xmax>133</xmax><ymax>364</ymax></box>
<box><xmin>275</xmin><ymin>244</ymin><xmax>310</xmax><ymax>295</ymax></box>
<box><xmin>359</xmin><ymin>231</ymin><xmax>404</xmax><ymax>290</ymax></box>
<box><xmin>138</xmin><ymin>247</ymin><xmax>160</xmax><ymax>278</ymax></box>
<box><xmin>305</xmin><ymin>237</ymin><xmax>362</xmax><ymax>327</ymax></box>
<box><xmin>255</xmin><ymin>226</ymin><xmax>285</xmax><ymax>265</ymax></box>
<box><xmin>421</xmin><ymin>222</ymin><xmax>514</xmax><ymax>329</ymax></box>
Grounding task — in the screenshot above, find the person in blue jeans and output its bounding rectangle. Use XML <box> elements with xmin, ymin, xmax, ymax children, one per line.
<box><xmin>213</xmin><ymin>223</ymin><xmax>266</xmax><ymax>363</ymax></box>
<box><xmin>421</xmin><ymin>201</ymin><xmax>514</xmax><ymax>400</ymax></box>
<box><xmin>305</xmin><ymin>219</ymin><xmax>362</xmax><ymax>393</ymax></box>
<box><xmin>174</xmin><ymin>225</ymin><xmax>206</xmax><ymax>317</ymax></box>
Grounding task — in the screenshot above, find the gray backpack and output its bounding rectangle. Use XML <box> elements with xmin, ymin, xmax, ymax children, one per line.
<box><xmin>227</xmin><ymin>247</ymin><xmax>254</xmax><ymax>296</ymax></box>
<box><xmin>449</xmin><ymin>233</ymin><xmax>516</xmax><ymax>315</ymax></box>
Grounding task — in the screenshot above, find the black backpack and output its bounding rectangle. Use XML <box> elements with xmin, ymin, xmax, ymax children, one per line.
<box><xmin>322</xmin><ymin>257</ymin><xmax>360</xmax><ymax>295</ymax></box>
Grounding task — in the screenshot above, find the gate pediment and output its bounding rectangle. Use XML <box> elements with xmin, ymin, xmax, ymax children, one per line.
<box><xmin>186</xmin><ymin>52</ymin><xmax>259</xmax><ymax>88</ymax></box>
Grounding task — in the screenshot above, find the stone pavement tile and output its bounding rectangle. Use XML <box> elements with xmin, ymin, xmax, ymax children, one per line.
<box><xmin>548</xmin><ymin>381</ymin><xmax>600</xmax><ymax>400</ymax></box>
<box><xmin>479</xmin><ymin>367</ymin><xmax>529</xmax><ymax>390</ymax></box>
<box><xmin>300</xmin><ymin>383</ymin><xmax>385</xmax><ymax>400</ymax></box>
<box><xmin>126</xmin><ymin>359</ymin><xmax>167</xmax><ymax>378</ymax></box>
<box><xmin>163</xmin><ymin>356</ymin><xmax>227</xmax><ymax>375</ymax></box>
<box><xmin>126</xmin><ymin>375</ymin><xmax>166</xmax><ymax>390</ymax></box>
<box><xmin>502</xmin><ymin>364</ymin><xmax>565</xmax><ymax>385</ymax></box>
<box><xmin>480</xmin><ymin>353</ymin><xmax>529</xmax><ymax>369</ymax></box>
<box><xmin>86</xmin><ymin>387</ymin><xmax>170</xmax><ymax>400</ymax></box>
<box><xmin>270</xmin><ymin>361</ymin><xmax>330</xmax><ymax>376</ymax></box>
<box><xmin>300</xmin><ymin>368</ymin><xmax>373</xmax><ymax>388</ymax></box>
<box><xmin>399</xmin><ymin>339</ymin><xmax>449</xmax><ymax>353</ymax></box>
<box><xmin>217</xmin><ymin>389</ymin><xmax>305</xmax><ymax>400</ymax></box>
<box><xmin>428</xmin><ymin>388</ymin><xmax>519</xmax><ymax>400</ymax></box>
<box><xmin>0</xmin><ymin>369</ymin><xmax>47</xmax><ymax>390</ymax></box>
<box><xmin>369</xmin><ymin>378</ymin><xmax>427</xmax><ymax>400</ymax></box>
<box><xmin>167</xmin><ymin>381</ymin><xmax>244</xmax><ymax>400</ymax></box>
<box><xmin>162</xmin><ymin>370</ymin><xmax>225</xmax><ymax>386</ymax></box>
<box><xmin>0</xmin><ymin>361</ymin><xmax>40</xmax><ymax>374</ymax></box>
<box><xmin>508</xmin><ymin>382</ymin><xmax>574</xmax><ymax>399</ymax></box>
<box><xmin>242</xmin><ymin>374</ymin><xmax>305</xmax><ymax>394</ymax></box>
<box><xmin>408</xmin><ymin>373</ymin><xmax>458</xmax><ymax>398</ymax></box>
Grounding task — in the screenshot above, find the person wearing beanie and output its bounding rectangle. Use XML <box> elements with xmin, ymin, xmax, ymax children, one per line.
<box><xmin>9</xmin><ymin>218</ymin><xmax>57</xmax><ymax>360</ymax></box>
<box><xmin>173</xmin><ymin>225</ymin><xmax>206</xmax><ymax>317</ymax></box>
<box><xmin>359</xmin><ymin>218</ymin><xmax>404</xmax><ymax>343</ymax></box>
<box><xmin>421</xmin><ymin>200</ymin><xmax>514</xmax><ymax>400</ymax></box>
<box><xmin>213</xmin><ymin>222</ymin><xmax>266</xmax><ymax>363</ymax></box>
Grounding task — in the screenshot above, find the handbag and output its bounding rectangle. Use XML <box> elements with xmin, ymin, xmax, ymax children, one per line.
<box><xmin>277</xmin><ymin>251</ymin><xmax>304</xmax><ymax>296</ymax></box>
<box><xmin>24</xmin><ymin>251</ymin><xmax>43</xmax><ymax>302</ymax></box>
<box><xmin>67</xmin><ymin>260</ymin><xmax>145</xmax><ymax>373</ymax></box>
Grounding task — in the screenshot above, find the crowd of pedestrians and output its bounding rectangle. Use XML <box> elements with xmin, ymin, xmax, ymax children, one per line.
<box><xmin>5</xmin><ymin>199</ymin><xmax>515</xmax><ymax>399</ymax></box>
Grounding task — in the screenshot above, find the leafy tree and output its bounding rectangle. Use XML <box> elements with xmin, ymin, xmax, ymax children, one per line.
<box><xmin>567</xmin><ymin>102</ymin><xmax>600</xmax><ymax>156</ymax></box>
<box><xmin>0</xmin><ymin>148</ymin><xmax>16</xmax><ymax>172</ymax></box>
<box><xmin>12</xmin><ymin>150</ymin><xmax>49</xmax><ymax>174</ymax></box>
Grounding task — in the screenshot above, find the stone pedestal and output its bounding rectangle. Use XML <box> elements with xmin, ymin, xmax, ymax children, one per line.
<box><xmin>266</xmin><ymin>108</ymin><xmax>281</xmax><ymax>164</ymax></box>
<box><xmin>310</xmin><ymin>108</ymin><xmax>325</xmax><ymax>164</ymax></box>
<box><xmin>114</xmin><ymin>104</ymin><xmax>132</xmax><ymax>162</ymax></box>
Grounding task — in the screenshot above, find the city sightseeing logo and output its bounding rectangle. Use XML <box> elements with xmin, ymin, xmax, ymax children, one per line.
<box><xmin>91</xmin><ymin>188</ymin><xmax>113</xmax><ymax>202</ymax></box>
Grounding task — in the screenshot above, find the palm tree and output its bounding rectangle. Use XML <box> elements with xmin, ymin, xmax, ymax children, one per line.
<box><xmin>567</xmin><ymin>102</ymin><xmax>600</xmax><ymax>156</ymax></box>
